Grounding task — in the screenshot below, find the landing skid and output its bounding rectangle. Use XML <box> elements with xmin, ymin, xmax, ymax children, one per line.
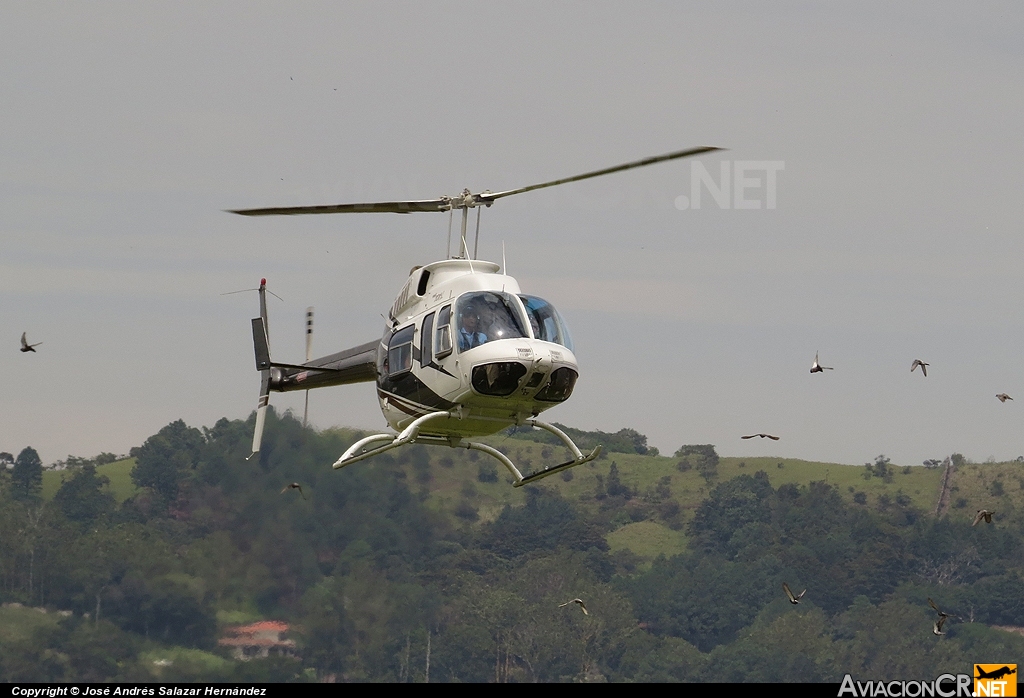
<box><xmin>331</xmin><ymin>411</ymin><xmax>602</xmax><ymax>487</ymax></box>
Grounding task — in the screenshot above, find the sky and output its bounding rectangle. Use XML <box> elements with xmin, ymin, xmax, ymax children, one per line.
<box><xmin>2</xmin><ymin>2</ymin><xmax>1023</xmax><ymax>467</ymax></box>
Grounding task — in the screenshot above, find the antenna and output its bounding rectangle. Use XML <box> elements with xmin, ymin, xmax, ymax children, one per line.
<box><xmin>303</xmin><ymin>307</ymin><xmax>313</xmax><ymax>428</ymax></box>
<box><xmin>502</xmin><ymin>241</ymin><xmax>507</xmax><ymax>275</ymax></box>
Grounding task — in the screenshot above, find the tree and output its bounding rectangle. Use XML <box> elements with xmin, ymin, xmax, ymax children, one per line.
<box><xmin>605</xmin><ymin>462</ymin><xmax>632</xmax><ymax>498</ymax></box>
<box><xmin>675</xmin><ymin>445</ymin><xmax>719</xmax><ymax>484</ymax></box>
<box><xmin>54</xmin><ymin>464</ymin><xmax>116</xmax><ymax>524</ymax></box>
<box><xmin>504</xmin><ymin>424</ymin><xmax>656</xmax><ymax>455</ymax></box>
<box><xmin>11</xmin><ymin>447</ymin><xmax>43</xmax><ymax>501</ymax></box>
<box><xmin>688</xmin><ymin>471</ymin><xmax>773</xmax><ymax>555</ymax></box>
<box><xmin>866</xmin><ymin>454</ymin><xmax>894</xmax><ymax>483</ymax></box>
<box><xmin>131</xmin><ymin>420</ymin><xmax>204</xmax><ymax>503</ymax></box>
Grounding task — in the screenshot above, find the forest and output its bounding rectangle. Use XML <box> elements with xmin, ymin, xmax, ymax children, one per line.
<box><xmin>1</xmin><ymin>408</ymin><xmax>1022</xmax><ymax>682</ymax></box>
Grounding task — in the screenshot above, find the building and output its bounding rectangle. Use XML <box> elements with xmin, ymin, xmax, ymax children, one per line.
<box><xmin>218</xmin><ymin>621</ymin><xmax>297</xmax><ymax>661</ymax></box>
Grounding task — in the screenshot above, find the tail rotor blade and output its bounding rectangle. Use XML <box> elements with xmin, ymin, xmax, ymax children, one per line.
<box><xmin>248</xmin><ymin>372</ymin><xmax>271</xmax><ymax>459</ymax></box>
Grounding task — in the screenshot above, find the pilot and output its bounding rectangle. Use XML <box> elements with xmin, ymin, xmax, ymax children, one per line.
<box><xmin>481</xmin><ymin>300</ymin><xmax>515</xmax><ymax>341</ymax></box>
<box><xmin>458</xmin><ymin>307</ymin><xmax>487</xmax><ymax>350</ymax></box>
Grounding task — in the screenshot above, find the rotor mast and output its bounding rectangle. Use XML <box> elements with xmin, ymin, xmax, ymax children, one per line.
<box><xmin>445</xmin><ymin>189</ymin><xmax>486</xmax><ymax>260</ymax></box>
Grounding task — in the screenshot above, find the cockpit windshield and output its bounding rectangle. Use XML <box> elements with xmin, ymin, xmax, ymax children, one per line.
<box><xmin>519</xmin><ymin>295</ymin><xmax>574</xmax><ymax>351</ymax></box>
<box><xmin>455</xmin><ymin>292</ymin><xmax>527</xmax><ymax>351</ymax></box>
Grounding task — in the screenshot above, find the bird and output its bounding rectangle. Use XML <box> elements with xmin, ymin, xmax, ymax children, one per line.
<box><xmin>996</xmin><ymin>393</ymin><xmax>1013</xmax><ymax>403</ymax></box>
<box><xmin>928</xmin><ymin>598</ymin><xmax>957</xmax><ymax>635</ymax></box>
<box><xmin>783</xmin><ymin>582</ymin><xmax>806</xmax><ymax>604</ymax></box>
<box><xmin>972</xmin><ymin>509</ymin><xmax>994</xmax><ymax>526</ymax></box>
<box><xmin>20</xmin><ymin>333</ymin><xmax>42</xmax><ymax>353</ymax></box>
<box><xmin>280</xmin><ymin>483</ymin><xmax>307</xmax><ymax>500</ymax></box>
<box><xmin>911</xmin><ymin>359</ymin><xmax>929</xmax><ymax>376</ymax></box>
<box><xmin>559</xmin><ymin>598</ymin><xmax>589</xmax><ymax>615</ymax></box>
<box><xmin>742</xmin><ymin>433</ymin><xmax>780</xmax><ymax>440</ymax></box>
<box><xmin>928</xmin><ymin>597</ymin><xmax>951</xmax><ymax>618</ymax></box>
<box><xmin>810</xmin><ymin>352</ymin><xmax>832</xmax><ymax>373</ymax></box>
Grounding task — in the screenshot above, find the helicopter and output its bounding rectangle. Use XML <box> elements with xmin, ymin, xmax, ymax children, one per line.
<box><xmin>231</xmin><ymin>146</ymin><xmax>722</xmax><ymax>487</ymax></box>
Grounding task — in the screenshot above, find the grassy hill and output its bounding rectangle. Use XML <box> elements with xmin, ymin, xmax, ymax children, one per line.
<box><xmin>41</xmin><ymin>458</ymin><xmax>138</xmax><ymax>503</ymax></box>
<box><xmin>392</xmin><ymin>434</ymin><xmax>971</xmax><ymax>568</ymax></box>
<box><xmin>9</xmin><ymin>414</ymin><xmax>1024</xmax><ymax>683</ymax></box>
<box><xmin>942</xmin><ymin>460</ymin><xmax>1024</xmax><ymax>522</ymax></box>
<box><xmin>35</xmin><ymin>432</ymin><xmax>1020</xmax><ymax>568</ymax></box>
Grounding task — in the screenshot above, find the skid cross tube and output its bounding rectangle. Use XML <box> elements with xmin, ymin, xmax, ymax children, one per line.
<box><xmin>510</xmin><ymin>418</ymin><xmax>603</xmax><ymax>486</ymax></box>
<box><xmin>330</xmin><ymin>413</ymin><xmax>602</xmax><ymax>487</ymax></box>
<box><xmin>461</xmin><ymin>441</ymin><xmax>524</xmax><ymax>482</ymax></box>
<box><xmin>332</xmin><ymin>410</ymin><xmax>454</xmax><ymax>470</ymax></box>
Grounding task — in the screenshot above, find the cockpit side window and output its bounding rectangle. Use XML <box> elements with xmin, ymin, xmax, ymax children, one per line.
<box><xmin>420</xmin><ymin>312</ymin><xmax>434</xmax><ymax>367</ymax></box>
<box><xmin>434</xmin><ymin>304</ymin><xmax>453</xmax><ymax>359</ymax></box>
<box><xmin>455</xmin><ymin>292</ymin><xmax>527</xmax><ymax>351</ymax></box>
<box><xmin>518</xmin><ymin>295</ymin><xmax>574</xmax><ymax>351</ymax></box>
<box><xmin>388</xmin><ymin>325</ymin><xmax>415</xmax><ymax>378</ymax></box>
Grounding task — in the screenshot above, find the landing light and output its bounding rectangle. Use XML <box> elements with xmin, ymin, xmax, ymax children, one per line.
<box><xmin>472</xmin><ymin>362</ymin><xmax>528</xmax><ymax>396</ymax></box>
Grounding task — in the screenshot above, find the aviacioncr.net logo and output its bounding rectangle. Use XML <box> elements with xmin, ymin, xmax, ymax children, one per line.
<box><xmin>838</xmin><ymin>673</ymin><xmax>973</xmax><ymax>697</ymax></box>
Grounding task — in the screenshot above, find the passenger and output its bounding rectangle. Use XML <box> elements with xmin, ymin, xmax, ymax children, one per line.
<box><xmin>457</xmin><ymin>307</ymin><xmax>487</xmax><ymax>350</ymax></box>
<box><xmin>527</xmin><ymin>310</ymin><xmax>541</xmax><ymax>339</ymax></box>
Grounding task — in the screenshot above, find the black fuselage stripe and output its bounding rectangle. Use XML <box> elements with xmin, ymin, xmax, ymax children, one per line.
<box><xmin>379</xmin><ymin>389</ymin><xmax>452</xmax><ymax>416</ymax></box>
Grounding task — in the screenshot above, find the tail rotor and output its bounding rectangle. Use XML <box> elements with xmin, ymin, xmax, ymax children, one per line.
<box><xmin>247</xmin><ymin>279</ymin><xmax>272</xmax><ymax>460</ymax></box>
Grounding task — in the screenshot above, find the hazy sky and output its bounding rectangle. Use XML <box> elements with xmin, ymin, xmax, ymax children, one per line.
<box><xmin>3</xmin><ymin>2</ymin><xmax>1023</xmax><ymax>467</ymax></box>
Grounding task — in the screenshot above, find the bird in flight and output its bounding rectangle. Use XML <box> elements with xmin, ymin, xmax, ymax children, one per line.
<box><xmin>810</xmin><ymin>352</ymin><xmax>832</xmax><ymax>373</ymax></box>
<box><xmin>559</xmin><ymin>598</ymin><xmax>589</xmax><ymax>615</ymax></box>
<box><xmin>972</xmin><ymin>510</ymin><xmax>994</xmax><ymax>526</ymax></box>
<box><xmin>280</xmin><ymin>483</ymin><xmax>307</xmax><ymax>500</ymax></box>
<box><xmin>783</xmin><ymin>582</ymin><xmax>806</xmax><ymax>604</ymax></box>
<box><xmin>911</xmin><ymin>359</ymin><xmax>929</xmax><ymax>376</ymax></box>
<box><xmin>928</xmin><ymin>598</ymin><xmax>956</xmax><ymax>635</ymax></box>
<box><xmin>996</xmin><ymin>393</ymin><xmax>1013</xmax><ymax>403</ymax></box>
<box><xmin>20</xmin><ymin>333</ymin><xmax>42</xmax><ymax>353</ymax></box>
<box><xmin>742</xmin><ymin>433</ymin><xmax>780</xmax><ymax>440</ymax></box>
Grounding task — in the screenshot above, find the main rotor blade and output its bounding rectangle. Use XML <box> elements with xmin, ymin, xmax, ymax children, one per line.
<box><xmin>228</xmin><ymin>146</ymin><xmax>722</xmax><ymax>216</ymax></box>
<box><xmin>228</xmin><ymin>199</ymin><xmax>450</xmax><ymax>216</ymax></box>
<box><xmin>478</xmin><ymin>146</ymin><xmax>723</xmax><ymax>204</ymax></box>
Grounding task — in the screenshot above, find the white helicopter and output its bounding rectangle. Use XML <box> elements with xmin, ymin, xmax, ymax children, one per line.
<box><xmin>231</xmin><ymin>146</ymin><xmax>721</xmax><ymax>487</ymax></box>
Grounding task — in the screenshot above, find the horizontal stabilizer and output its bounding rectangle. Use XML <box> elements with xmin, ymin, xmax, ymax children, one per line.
<box><xmin>252</xmin><ymin>317</ymin><xmax>271</xmax><ymax>371</ymax></box>
<box><xmin>268</xmin><ymin>361</ymin><xmax>346</xmax><ymax>373</ymax></box>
